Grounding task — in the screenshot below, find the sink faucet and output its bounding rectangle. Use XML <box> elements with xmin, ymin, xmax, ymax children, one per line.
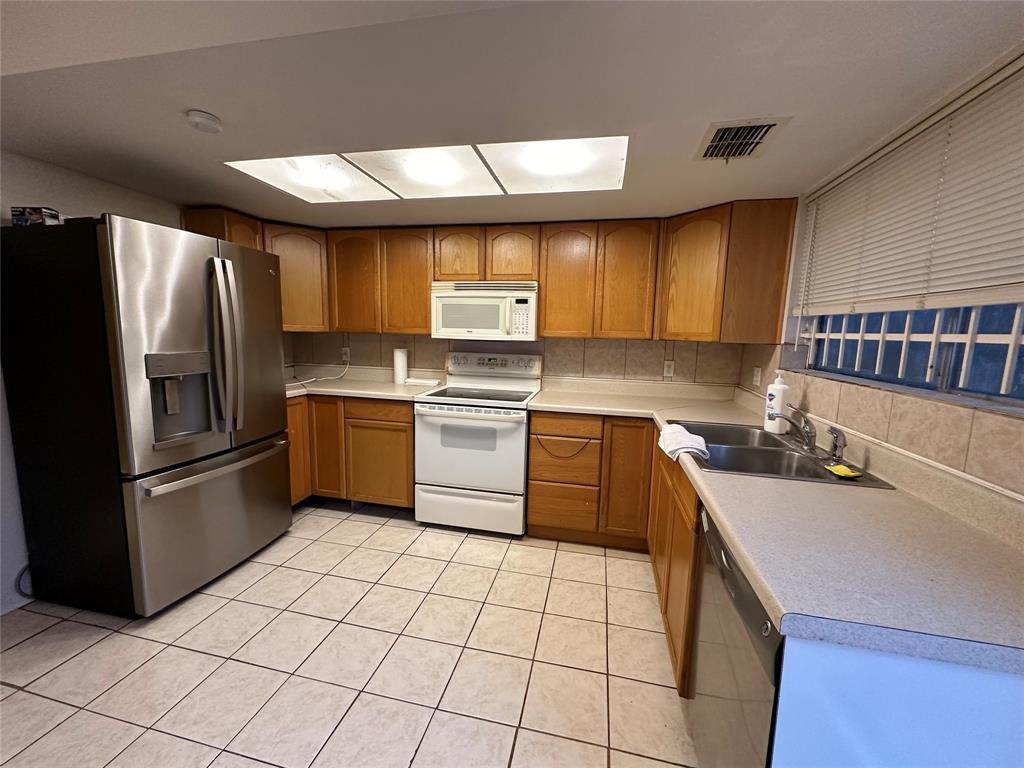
<box><xmin>828</xmin><ymin>426</ymin><xmax>847</xmax><ymax>462</ymax></box>
<box><xmin>767</xmin><ymin>404</ymin><xmax>817</xmax><ymax>453</ymax></box>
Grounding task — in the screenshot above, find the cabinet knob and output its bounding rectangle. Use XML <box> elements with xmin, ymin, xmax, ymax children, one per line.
<box><xmin>760</xmin><ymin>621</ymin><xmax>772</xmax><ymax>637</ymax></box>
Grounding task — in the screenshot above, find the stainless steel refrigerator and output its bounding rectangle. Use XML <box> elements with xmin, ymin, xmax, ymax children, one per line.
<box><xmin>1</xmin><ymin>215</ymin><xmax>290</xmax><ymax>616</ymax></box>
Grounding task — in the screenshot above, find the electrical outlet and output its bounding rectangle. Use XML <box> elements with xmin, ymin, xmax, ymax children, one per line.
<box><xmin>341</xmin><ymin>347</ymin><xmax>351</xmax><ymax>363</ymax></box>
<box><xmin>753</xmin><ymin>366</ymin><xmax>762</xmax><ymax>387</ymax></box>
<box><xmin>663</xmin><ymin>360</ymin><xmax>675</xmax><ymax>378</ymax></box>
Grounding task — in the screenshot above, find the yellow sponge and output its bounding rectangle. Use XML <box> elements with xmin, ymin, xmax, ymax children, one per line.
<box><xmin>825</xmin><ymin>463</ymin><xmax>862</xmax><ymax>479</ymax></box>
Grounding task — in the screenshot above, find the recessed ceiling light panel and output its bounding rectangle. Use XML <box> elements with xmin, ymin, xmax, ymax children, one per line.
<box><xmin>477</xmin><ymin>136</ymin><xmax>628</xmax><ymax>194</ymax></box>
<box><xmin>225</xmin><ymin>154</ymin><xmax>396</xmax><ymax>203</ymax></box>
<box><xmin>343</xmin><ymin>145</ymin><xmax>502</xmax><ymax>199</ymax></box>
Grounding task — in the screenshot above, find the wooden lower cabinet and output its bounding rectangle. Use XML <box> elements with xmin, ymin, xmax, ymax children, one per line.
<box><xmin>649</xmin><ymin>427</ymin><xmax>703</xmax><ymax>696</ymax></box>
<box><xmin>345</xmin><ymin>419</ymin><xmax>414</xmax><ymax>507</ymax></box>
<box><xmin>286</xmin><ymin>396</ymin><xmax>311</xmax><ymax>504</ymax></box>
<box><xmin>527</xmin><ymin>411</ymin><xmax>651</xmax><ymax>549</ymax></box>
<box><xmin>308</xmin><ymin>396</ymin><xmax>346</xmax><ymax>498</ymax></box>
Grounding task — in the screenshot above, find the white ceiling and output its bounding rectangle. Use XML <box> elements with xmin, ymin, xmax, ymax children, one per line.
<box><xmin>2</xmin><ymin>2</ymin><xmax>1023</xmax><ymax>228</ymax></box>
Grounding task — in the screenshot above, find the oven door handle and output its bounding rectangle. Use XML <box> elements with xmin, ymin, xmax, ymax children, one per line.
<box><xmin>414</xmin><ymin>406</ymin><xmax>527</xmax><ymax>423</ymax></box>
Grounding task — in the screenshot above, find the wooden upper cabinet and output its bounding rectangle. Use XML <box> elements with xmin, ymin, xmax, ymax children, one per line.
<box><xmin>657</xmin><ymin>204</ymin><xmax>731</xmax><ymax>341</ymax></box>
<box><xmin>539</xmin><ymin>222</ymin><xmax>597</xmax><ymax>337</ymax></box>
<box><xmin>434</xmin><ymin>226</ymin><xmax>484</xmax><ymax>281</ymax></box>
<box><xmin>720</xmin><ymin>199</ymin><xmax>797</xmax><ymax>344</ymax></box>
<box><xmin>599</xmin><ymin>417</ymin><xmax>655</xmax><ymax>538</ymax></box>
<box><xmin>263</xmin><ymin>224</ymin><xmax>329</xmax><ymax>332</ymax></box>
<box><xmin>328</xmin><ymin>229</ymin><xmax>381</xmax><ymax>333</ymax></box>
<box><xmin>380</xmin><ymin>228</ymin><xmax>433</xmax><ymax>334</ymax></box>
<box><xmin>485</xmin><ymin>225</ymin><xmax>540</xmax><ymax>280</ymax></box>
<box><xmin>181</xmin><ymin>208</ymin><xmax>263</xmax><ymax>250</ymax></box>
<box><xmin>594</xmin><ymin>220</ymin><xmax>659</xmax><ymax>339</ymax></box>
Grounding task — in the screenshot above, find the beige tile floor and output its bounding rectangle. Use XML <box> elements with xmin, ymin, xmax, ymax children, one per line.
<box><xmin>0</xmin><ymin>502</ymin><xmax>697</xmax><ymax>768</ymax></box>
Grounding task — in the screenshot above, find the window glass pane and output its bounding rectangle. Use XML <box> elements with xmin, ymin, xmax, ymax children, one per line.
<box><xmin>860</xmin><ymin>339</ymin><xmax>879</xmax><ymax>372</ymax></box>
<box><xmin>1011</xmin><ymin>347</ymin><xmax>1024</xmax><ymax>398</ymax></box>
<box><xmin>846</xmin><ymin>314</ymin><xmax>862</xmax><ymax>333</ymax></box>
<box><xmin>840</xmin><ymin>340</ymin><xmax>859</xmax><ymax>370</ymax></box>
<box><xmin>816</xmin><ymin>316</ymin><xmax>828</xmax><ymax>333</ymax></box>
<box><xmin>943</xmin><ymin>307</ymin><xmax>971</xmax><ymax>333</ymax></box>
<box><xmin>940</xmin><ymin>342</ymin><xmax>965</xmax><ymax>388</ymax></box>
<box><xmin>864</xmin><ymin>313</ymin><xmax>884</xmax><ymax>333</ymax></box>
<box><xmin>825</xmin><ymin>340</ymin><xmax>840</xmax><ymax>368</ymax></box>
<box><xmin>966</xmin><ymin>344</ymin><xmax>1008</xmax><ymax>394</ymax></box>
<box><xmin>904</xmin><ymin>342</ymin><xmax>931</xmax><ymax>384</ymax></box>
<box><xmin>880</xmin><ymin>341</ymin><xmax>902</xmax><ymax>379</ymax></box>
<box><xmin>812</xmin><ymin>340</ymin><xmax>825</xmax><ymax>368</ymax></box>
<box><xmin>888</xmin><ymin>310</ymin><xmax>909</xmax><ymax>333</ymax></box>
<box><xmin>911</xmin><ymin>309</ymin><xmax>937</xmax><ymax>334</ymax></box>
<box><xmin>977</xmin><ymin>304</ymin><xmax>1016</xmax><ymax>334</ymax></box>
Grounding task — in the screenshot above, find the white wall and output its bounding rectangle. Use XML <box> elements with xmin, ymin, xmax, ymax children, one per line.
<box><xmin>0</xmin><ymin>150</ymin><xmax>180</xmax><ymax>612</ymax></box>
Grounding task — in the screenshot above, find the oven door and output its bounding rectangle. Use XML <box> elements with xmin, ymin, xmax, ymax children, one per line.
<box><xmin>414</xmin><ymin>404</ymin><xmax>527</xmax><ymax>493</ymax></box>
<box><xmin>432</xmin><ymin>295</ymin><xmax>510</xmax><ymax>340</ymax></box>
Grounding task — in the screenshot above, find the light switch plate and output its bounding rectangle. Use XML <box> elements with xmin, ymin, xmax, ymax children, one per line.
<box><xmin>753</xmin><ymin>366</ymin><xmax>762</xmax><ymax>387</ymax></box>
<box><xmin>341</xmin><ymin>347</ymin><xmax>351</xmax><ymax>363</ymax></box>
<box><xmin>663</xmin><ymin>360</ymin><xmax>675</xmax><ymax>378</ymax></box>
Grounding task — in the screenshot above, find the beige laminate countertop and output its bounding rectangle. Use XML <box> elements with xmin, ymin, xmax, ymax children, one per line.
<box><xmin>529</xmin><ymin>386</ymin><xmax>1024</xmax><ymax>674</ymax></box>
<box><xmin>285</xmin><ymin>379</ymin><xmax>435</xmax><ymax>401</ymax></box>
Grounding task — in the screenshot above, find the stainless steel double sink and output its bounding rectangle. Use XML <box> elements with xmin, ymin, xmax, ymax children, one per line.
<box><xmin>669</xmin><ymin>421</ymin><xmax>892</xmax><ymax>489</ymax></box>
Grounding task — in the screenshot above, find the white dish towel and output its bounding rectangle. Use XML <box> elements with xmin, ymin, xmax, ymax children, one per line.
<box><xmin>658</xmin><ymin>424</ymin><xmax>710</xmax><ymax>461</ymax></box>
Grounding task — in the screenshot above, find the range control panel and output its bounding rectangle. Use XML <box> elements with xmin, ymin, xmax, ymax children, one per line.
<box><xmin>446</xmin><ymin>353</ymin><xmax>542</xmax><ymax>378</ymax></box>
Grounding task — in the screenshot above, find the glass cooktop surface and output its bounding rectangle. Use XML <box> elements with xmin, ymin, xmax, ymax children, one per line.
<box><xmin>428</xmin><ymin>387</ymin><xmax>532</xmax><ymax>402</ymax></box>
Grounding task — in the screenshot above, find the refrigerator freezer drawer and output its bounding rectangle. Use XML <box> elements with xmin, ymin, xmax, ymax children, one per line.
<box><xmin>123</xmin><ymin>436</ymin><xmax>291</xmax><ymax>615</ymax></box>
<box><xmin>415</xmin><ymin>483</ymin><xmax>525</xmax><ymax>535</ymax></box>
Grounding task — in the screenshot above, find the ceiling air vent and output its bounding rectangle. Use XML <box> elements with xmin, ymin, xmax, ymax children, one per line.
<box><xmin>697</xmin><ymin>117</ymin><xmax>790</xmax><ymax>160</ymax></box>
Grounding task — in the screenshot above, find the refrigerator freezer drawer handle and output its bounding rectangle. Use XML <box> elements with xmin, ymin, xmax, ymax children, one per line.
<box><xmin>143</xmin><ymin>442</ymin><xmax>287</xmax><ymax>498</ymax></box>
<box><xmin>224</xmin><ymin>258</ymin><xmax>245</xmax><ymax>431</ymax></box>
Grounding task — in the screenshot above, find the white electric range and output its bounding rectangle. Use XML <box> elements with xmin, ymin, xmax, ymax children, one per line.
<box><xmin>414</xmin><ymin>352</ymin><xmax>542</xmax><ymax>534</ymax></box>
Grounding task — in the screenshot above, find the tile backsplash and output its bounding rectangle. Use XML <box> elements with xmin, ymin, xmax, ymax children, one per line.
<box><xmin>285</xmin><ymin>333</ymin><xmax>743</xmax><ymax>385</ymax></box>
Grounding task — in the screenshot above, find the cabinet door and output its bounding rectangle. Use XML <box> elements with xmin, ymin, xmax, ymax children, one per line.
<box><xmin>308</xmin><ymin>396</ymin><xmax>345</xmax><ymax>498</ymax></box>
<box><xmin>328</xmin><ymin>229</ymin><xmax>381</xmax><ymax>332</ymax></box>
<box><xmin>599</xmin><ymin>417</ymin><xmax>655</xmax><ymax>538</ymax></box>
<box><xmin>720</xmin><ymin>199</ymin><xmax>797</xmax><ymax>344</ymax></box>
<box><xmin>345</xmin><ymin>420</ymin><xmax>414</xmax><ymax>507</ymax></box>
<box><xmin>656</xmin><ymin>205</ymin><xmax>731</xmax><ymax>341</ymax></box>
<box><xmin>539</xmin><ymin>222</ymin><xmax>597</xmax><ymax>337</ymax></box>
<box><xmin>181</xmin><ymin>208</ymin><xmax>262</xmax><ymax>249</ymax></box>
<box><xmin>380</xmin><ymin>228</ymin><xmax>433</xmax><ymax>334</ymax></box>
<box><xmin>652</xmin><ymin>459</ymin><xmax>674</xmax><ymax>605</ymax></box>
<box><xmin>664</xmin><ymin>488</ymin><xmax>698</xmax><ymax>693</ymax></box>
<box><xmin>434</xmin><ymin>226</ymin><xmax>484</xmax><ymax>281</ymax></box>
<box><xmin>263</xmin><ymin>224</ymin><xmax>329</xmax><ymax>332</ymax></box>
<box><xmin>286</xmin><ymin>396</ymin><xmax>311</xmax><ymax>505</ymax></box>
<box><xmin>485</xmin><ymin>225</ymin><xmax>540</xmax><ymax>280</ymax></box>
<box><xmin>594</xmin><ymin>219</ymin><xmax>658</xmax><ymax>339</ymax></box>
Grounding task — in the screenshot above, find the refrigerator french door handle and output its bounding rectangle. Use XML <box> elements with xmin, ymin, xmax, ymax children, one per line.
<box><xmin>142</xmin><ymin>440</ymin><xmax>288</xmax><ymax>497</ymax></box>
<box><xmin>212</xmin><ymin>258</ymin><xmax>235</xmax><ymax>433</ymax></box>
<box><xmin>224</xmin><ymin>258</ymin><xmax>245</xmax><ymax>431</ymax></box>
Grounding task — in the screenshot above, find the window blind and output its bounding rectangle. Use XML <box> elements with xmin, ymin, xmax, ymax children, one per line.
<box><xmin>797</xmin><ymin>66</ymin><xmax>1024</xmax><ymax>316</ymax></box>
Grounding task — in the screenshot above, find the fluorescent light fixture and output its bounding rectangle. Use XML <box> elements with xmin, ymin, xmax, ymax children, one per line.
<box><xmin>224</xmin><ymin>154</ymin><xmax>396</xmax><ymax>203</ymax></box>
<box><xmin>477</xmin><ymin>136</ymin><xmax>629</xmax><ymax>194</ymax></box>
<box><xmin>343</xmin><ymin>145</ymin><xmax>502</xmax><ymax>199</ymax></box>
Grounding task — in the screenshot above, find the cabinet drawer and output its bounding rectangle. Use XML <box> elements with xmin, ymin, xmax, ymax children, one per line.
<box><xmin>530</xmin><ymin>411</ymin><xmax>603</xmax><ymax>439</ymax></box>
<box><xmin>344</xmin><ymin>398</ymin><xmax>413</xmax><ymax>423</ymax></box>
<box><xmin>527</xmin><ymin>481</ymin><xmax>599</xmax><ymax>531</ymax></box>
<box><xmin>529</xmin><ymin>435</ymin><xmax>602</xmax><ymax>485</ymax></box>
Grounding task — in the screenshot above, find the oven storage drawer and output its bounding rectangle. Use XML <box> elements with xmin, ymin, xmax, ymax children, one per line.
<box><xmin>527</xmin><ymin>480</ymin><xmax>599</xmax><ymax>531</ymax></box>
<box><xmin>529</xmin><ymin>435</ymin><xmax>602</xmax><ymax>485</ymax></box>
<box><xmin>416</xmin><ymin>484</ymin><xmax>525</xmax><ymax>535</ymax></box>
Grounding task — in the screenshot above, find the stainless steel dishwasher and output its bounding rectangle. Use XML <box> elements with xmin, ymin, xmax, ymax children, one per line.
<box><xmin>689</xmin><ymin>508</ymin><xmax>783</xmax><ymax>768</ymax></box>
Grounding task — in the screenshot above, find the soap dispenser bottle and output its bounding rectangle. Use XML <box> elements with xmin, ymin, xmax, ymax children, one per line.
<box><xmin>764</xmin><ymin>371</ymin><xmax>789</xmax><ymax>433</ymax></box>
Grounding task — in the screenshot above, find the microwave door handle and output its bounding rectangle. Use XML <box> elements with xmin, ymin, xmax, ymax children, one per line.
<box><xmin>224</xmin><ymin>258</ymin><xmax>245</xmax><ymax>431</ymax></box>
<box><xmin>504</xmin><ymin>298</ymin><xmax>513</xmax><ymax>335</ymax></box>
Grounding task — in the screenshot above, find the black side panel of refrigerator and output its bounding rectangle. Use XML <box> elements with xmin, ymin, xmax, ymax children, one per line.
<box><xmin>1</xmin><ymin>220</ymin><xmax>136</xmax><ymax>615</ymax></box>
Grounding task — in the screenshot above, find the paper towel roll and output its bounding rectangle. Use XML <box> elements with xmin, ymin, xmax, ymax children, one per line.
<box><xmin>393</xmin><ymin>348</ymin><xmax>409</xmax><ymax>384</ymax></box>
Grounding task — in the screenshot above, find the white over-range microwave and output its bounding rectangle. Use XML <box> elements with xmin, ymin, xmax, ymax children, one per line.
<box><xmin>431</xmin><ymin>281</ymin><xmax>538</xmax><ymax>341</ymax></box>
